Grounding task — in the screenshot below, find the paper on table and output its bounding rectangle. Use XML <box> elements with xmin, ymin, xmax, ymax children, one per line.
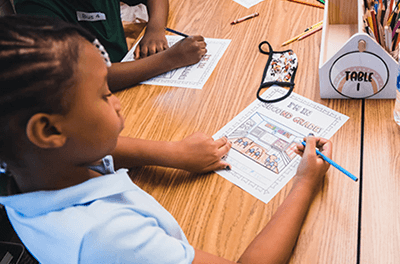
<box><xmin>233</xmin><ymin>0</ymin><xmax>264</xmax><ymax>8</ymax></box>
<box><xmin>121</xmin><ymin>35</ymin><xmax>231</xmax><ymax>89</ymax></box>
<box><xmin>213</xmin><ymin>86</ymin><xmax>349</xmax><ymax>204</ymax></box>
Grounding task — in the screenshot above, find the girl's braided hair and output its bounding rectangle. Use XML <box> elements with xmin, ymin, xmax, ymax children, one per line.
<box><xmin>0</xmin><ymin>14</ymin><xmax>96</xmax><ymax>168</ymax></box>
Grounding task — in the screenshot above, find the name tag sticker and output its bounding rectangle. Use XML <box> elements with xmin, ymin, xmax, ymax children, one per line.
<box><xmin>76</xmin><ymin>11</ymin><xmax>106</xmax><ymax>21</ymax></box>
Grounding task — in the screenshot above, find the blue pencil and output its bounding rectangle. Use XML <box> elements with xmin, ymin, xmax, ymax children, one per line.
<box><xmin>165</xmin><ymin>27</ymin><xmax>189</xmax><ymax>38</ymax></box>
<box><xmin>301</xmin><ymin>141</ymin><xmax>358</xmax><ymax>182</ymax></box>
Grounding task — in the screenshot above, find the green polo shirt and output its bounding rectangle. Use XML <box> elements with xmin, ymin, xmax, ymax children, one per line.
<box><xmin>14</xmin><ymin>0</ymin><xmax>146</xmax><ymax>62</ymax></box>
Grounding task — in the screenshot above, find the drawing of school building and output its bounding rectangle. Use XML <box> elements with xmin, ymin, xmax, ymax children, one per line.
<box><xmin>228</xmin><ymin>113</ymin><xmax>303</xmax><ymax>174</ymax></box>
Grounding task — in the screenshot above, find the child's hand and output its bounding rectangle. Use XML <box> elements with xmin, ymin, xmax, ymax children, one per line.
<box><xmin>166</xmin><ymin>35</ymin><xmax>207</xmax><ymax>69</ymax></box>
<box><xmin>173</xmin><ymin>132</ymin><xmax>231</xmax><ymax>173</ymax></box>
<box><xmin>134</xmin><ymin>30</ymin><xmax>169</xmax><ymax>59</ymax></box>
<box><xmin>293</xmin><ymin>136</ymin><xmax>332</xmax><ymax>192</ymax></box>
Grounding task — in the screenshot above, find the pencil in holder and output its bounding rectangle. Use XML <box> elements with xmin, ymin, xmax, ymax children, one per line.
<box><xmin>319</xmin><ymin>0</ymin><xmax>398</xmax><ymax>99</ymax></box>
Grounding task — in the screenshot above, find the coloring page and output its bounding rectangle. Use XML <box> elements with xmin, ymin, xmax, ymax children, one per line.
<box><xmin>213</xmin><ymin>86</ymin><xmax>349</xmax><ymax>204</ymax></box>
<box><xmin>122</xmin><ymin>35</ymin><xmax>231</xmax><ymax>89</ymax></box>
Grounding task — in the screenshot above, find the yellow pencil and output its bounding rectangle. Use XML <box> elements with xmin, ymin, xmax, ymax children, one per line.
<box><xmin>281</xmin><ymin>20</ymin><xmax>323</xmax><ymax>46</ymax></box>
<box><xmin>366</xmin><ymin>10</ymin><xmax>374</xmax><ymax>34</ymax></box>
<box><xmin>303</xmin><ymin>20</ymin><xmax>323</xmax><ymax>32</ymax></box>
<box><xmin>297</xmin><ymin>24</ymin><xmax>323</xmax><ymax>41</ymax></box>
<box><xmin>287</xmin><ymin>0</ymin><xmax>324</xmax><ymax>9</ymax></box>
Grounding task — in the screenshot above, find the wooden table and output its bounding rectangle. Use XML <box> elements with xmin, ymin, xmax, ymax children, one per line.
<box><xmin>116</xmin><ymin>0</ymin><xmax>365</xmax><ymax>263</ymax></box>
<box><xmin>361</xmin><ymin>100</ymin><xmax>400</xmax><ymax>263</ymax></box>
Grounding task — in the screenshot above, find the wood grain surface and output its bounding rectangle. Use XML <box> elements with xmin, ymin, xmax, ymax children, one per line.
<box><xmin>361</xmin><ymin>100</ymin><xmax>400</xmax><ymax>264</ymax></box>
<box><xmin>116</xmin><ymin>0</ymin><xmax>362</xmax><ymax>262</ymax></box>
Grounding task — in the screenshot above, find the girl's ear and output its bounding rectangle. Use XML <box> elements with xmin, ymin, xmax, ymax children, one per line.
<box><xmin>26</xmin><ymin>113</ymin><xmax>67</xmax><ymax>149</ymax></box>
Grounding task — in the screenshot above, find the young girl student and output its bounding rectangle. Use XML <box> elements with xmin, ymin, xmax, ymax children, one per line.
<box><xmin>0</xmin><ymin>15</ymin><xmax>332</xmax><ymax>264</ymax></box>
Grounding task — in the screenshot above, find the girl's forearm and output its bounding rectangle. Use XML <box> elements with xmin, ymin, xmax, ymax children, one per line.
<box><xmin>107</xmin><ymin>51</ymin><xmax>174</xmax><ymax>91</ymax></box>
<box><xmin>111</xmin><ymin>136</ymin><xmax>176</xmax><ymax>169</ymax></box>
<box><xmin>146</xmin><ymin>0</ymin><xmax>169</xmax><ymax>32</ymax></box>
<box><xmin>237</xmin><ymin>179</ymin><xmax>318</xmax><ymax>264</ymax></box>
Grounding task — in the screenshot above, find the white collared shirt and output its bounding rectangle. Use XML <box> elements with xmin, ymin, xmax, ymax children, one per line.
<box><xmin>0</xmin><ymin>169</ymin><xmax>194</xmax><ymax>264</ymax></box>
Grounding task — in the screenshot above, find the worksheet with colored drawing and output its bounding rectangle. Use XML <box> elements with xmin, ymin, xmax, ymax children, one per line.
<box><xmin>213</xmin><ymin>86</ymin><xmax>349</xmax><ymax>204</ymax></box>
<box><xmin>121</xmin><ymin>35</ymin><xmax>231</xmax><ymax>89</ymax></box>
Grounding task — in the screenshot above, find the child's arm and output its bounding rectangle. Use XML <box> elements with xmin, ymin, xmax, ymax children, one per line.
<box><xmin>107</xmin><ymin>35</ymin><xmax>206</xmax><ymax>91</ymax></box>
<box><xmin>111</xmin><ymin>132</ymin><xmax>231</xmax><ymax>173</ymax></box>
<box><xmin>192</xmin><ymin>136</ymin><xmax>332</xmax><ymax>264</ymax></box>
<box><xmin>134</xmin><ymin>0</ymin><xmax>169</xmax><ymax>59</ymax></box>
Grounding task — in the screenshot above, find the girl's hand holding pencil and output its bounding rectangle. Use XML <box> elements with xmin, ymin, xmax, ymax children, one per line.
<box><xmin>164</xmin><ymin>28</ymin><xmax>207</xmax><ymax>68</ymax></box>
<box><xmin>293</xmin><ymin>136</ymin><xmax>333</xmax><ymax>193</ymax></box>
<box><xmin>166</xmin><ymin>35</ymin><xmax>207</xmax><ymax>68</ymax></box>
<box><xmin>295</xmin><ymin>136</ymin><xmax>358</xmax><ymax>182</ymax></box>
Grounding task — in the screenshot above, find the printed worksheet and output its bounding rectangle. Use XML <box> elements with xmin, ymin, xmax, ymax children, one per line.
<box><xmin>121</xmin><ymin>35</ymin><xmax>231</xmax><ymax>89</ymax></box>
<box><xmin>213</xmin><ymin>86</ymin><xmax>349</xmax><ymax>204</ymax></box>
<box><xmin>233</xmin><ymin>0</ymin><xmax>264</xmax><ymax>8</ymax></box>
